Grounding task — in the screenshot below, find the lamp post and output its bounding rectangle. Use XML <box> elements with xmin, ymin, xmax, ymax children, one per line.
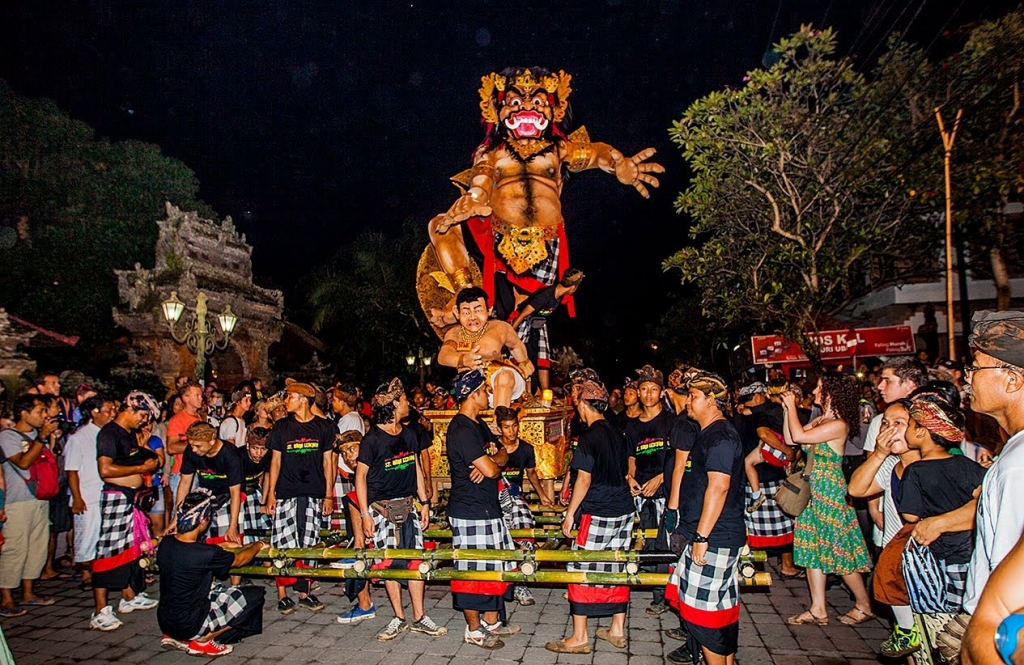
<box><xmin>161</xmin><ymin>290</ymin><xmax>238</xmax><ymax>382</ymax></box>
<box><xmin>405</xmin><ymin>349</ymin><xmax>432</xmax><ymax>387</ymax></box>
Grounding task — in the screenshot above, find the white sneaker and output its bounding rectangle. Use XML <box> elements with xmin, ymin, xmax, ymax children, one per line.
<box><xmin>90</xmin><ymin>606</ymin><xmax>124</xmax><ymax>631</ymax></box>
<box><xmin>118</xmin><ymin>592</ymin><xmax>159</xmax><ymax>613</ymax></box>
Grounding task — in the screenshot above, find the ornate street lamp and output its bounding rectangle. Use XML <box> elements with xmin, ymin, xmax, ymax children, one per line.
<box><xmin>406</xmin><ymin>349</ymin><xmax>432</xmax><ymax>387</ymax></box>
<box><xmin>160</xmin><ymin>290</ymin><xmax>238</xmax><ymax>382</ymax></box>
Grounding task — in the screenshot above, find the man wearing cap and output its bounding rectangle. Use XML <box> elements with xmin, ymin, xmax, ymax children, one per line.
<box><xmin>263</xmin><ymin>382</ymin><xmax>337</xmax><ymax>615</ymax></box>
<box><xmin>437</xmin><ymin>287</ymin><xmax>534</xmax><ymax>408</ymax></box>
<box><xmin>349</xmin><ymin>378</ymin><xmax>446</xmax><ymax>639</ymax></box>
<box><xmin>625</xmin><ymin>364</ymin><xmax>673</xmax><ymax>615</ymax></box>
<box><xmin>170</xmin><ymin>422</ymin><xmax>243</xmax><ymax>548</ymax></box>
<box><xmin>951</xmin><ymin>311</ymin><xmax>1024</xmax><ymax>664</ymax></box>
<box><xmin>666</xmin><ymin>371</ymin><xmax>745</xmax><ymax>665</ymax></box>
<box><xmin>91</xmin><ymin>391</ymin><xmax>163</xmax><ymax>632</ymax></box>
<box><xmin>446</xmin><ymin>369</ymin><xmax>519</xmax><ymax>650</ymax></box>
<box><xmin>509</xmin><ymin>268</ymin><xmax>584</xmax><ymax>392</ymax></box>
<box><xmin>219</xmin><ymin>389</ymin><xmax>252</xmax><ymax>448</ymax></box>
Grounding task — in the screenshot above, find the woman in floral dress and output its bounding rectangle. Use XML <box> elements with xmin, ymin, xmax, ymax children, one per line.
<box><xmin>782</xmin><ymin>372</ymin><xmax>874</xmax><ymax>626</ymax></box>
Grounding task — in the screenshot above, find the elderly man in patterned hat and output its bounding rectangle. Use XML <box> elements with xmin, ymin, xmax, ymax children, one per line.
<box><xmin>666</xmin><ymin>370</ymin><xmax>746</xmax><ymax>665</ymax></box>
<box><xmin>90</xmin><ymin>391</ymin><xmax>163</xmax><ymax>632</ymax></box>
<box><xmin>949</xmin><ymin>311</ymin><xmax>1024</xmax><ymax>664</ymax></box>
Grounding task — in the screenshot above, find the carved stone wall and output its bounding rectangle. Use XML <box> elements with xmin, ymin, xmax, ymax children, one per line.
<box><xmin>113</xmin><ymin>203</ymin><xmax>284</xmax><ymax>388</ymax></box>
<box><xmin>0</xmin><ymin>309</ymin><xmax>36</xmax><ymax>379</ymax></box>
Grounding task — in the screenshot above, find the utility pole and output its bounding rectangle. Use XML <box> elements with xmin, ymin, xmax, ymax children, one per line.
<box><xmin>936</xmin><ymin>107</ymin><xmax>963</xmax><ymax>360</ymax></box>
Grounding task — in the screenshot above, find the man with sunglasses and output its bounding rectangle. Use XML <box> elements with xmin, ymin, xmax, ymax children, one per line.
<box><xmin>953</xmin><ymin>311</ymin><xmax>1024</xmax><ymax>663</ymax></box>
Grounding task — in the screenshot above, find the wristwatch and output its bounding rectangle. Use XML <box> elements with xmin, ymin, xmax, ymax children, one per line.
<box><xmin>692</xmin><ymin>533</ymin><xmax>709</xmax><ymax>544</ymax></box>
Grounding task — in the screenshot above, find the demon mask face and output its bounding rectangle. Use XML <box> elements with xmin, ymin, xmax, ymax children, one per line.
<box><xmin>479</xmin><ymin>68</ymin><xmax>571</xmax><ymax>143</ymax></box>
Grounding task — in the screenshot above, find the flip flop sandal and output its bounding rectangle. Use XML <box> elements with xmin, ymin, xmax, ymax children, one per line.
<box><xmin>787</xmin><ymin>611</ymin><xmax>829</xmax><ymax>626</ymax></box>
<box><xmin>780</xmin><ymin>570</ymin><xmax>807</xmax><ymax>579</ymax></box>
<box><xmin>23</xmin><ymin>597</ymin><xmax>56</xmax><ymax>607</ymax></box>
<box><xmin>838</xmin><ymin>608</ymin><xmax>876</xmax><ymax>626</ymax></box>
<box><xmin>0</xmin><ymin>607</ymin><xmax>27</xmax><ymax>618</ymax></box>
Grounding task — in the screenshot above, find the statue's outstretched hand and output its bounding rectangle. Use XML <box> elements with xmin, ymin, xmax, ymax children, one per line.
<box><xmin>612</xmin><ymin>147</ymin><xmax>664</xmax><ymax>199</ymax></box>
<box><xmin>438</xmin><ymin>194</ymin><xmax>492</xmax><ymax>234</ymax></box>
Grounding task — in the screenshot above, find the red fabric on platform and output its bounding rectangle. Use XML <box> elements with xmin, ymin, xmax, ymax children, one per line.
<box><xmin>451</xmin><ymin>580</ymin><xmax>511</xmax><ymax>596</ymax></box>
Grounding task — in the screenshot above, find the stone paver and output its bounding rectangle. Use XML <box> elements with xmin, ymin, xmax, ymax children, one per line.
<box><xmin>0</xmin><ymin>560</ymin><xmax>906</xmax><ymax>664</ymax></box>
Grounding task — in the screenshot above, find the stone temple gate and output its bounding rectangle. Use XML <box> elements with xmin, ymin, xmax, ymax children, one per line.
<box><xmin>113</xmin><ymin>203</ymin><xmax>284</xmax><ymax>389</ymax></box>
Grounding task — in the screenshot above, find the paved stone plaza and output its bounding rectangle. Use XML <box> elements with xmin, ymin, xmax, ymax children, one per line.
<box><xmin>3</xmin><ymin>561</ymin><xmax>896</xmax><ymax>664</ymax></box>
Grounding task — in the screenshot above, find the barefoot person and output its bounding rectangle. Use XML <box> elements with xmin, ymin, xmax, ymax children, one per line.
<box><xmin>437</xmin><ymin>287</ymin><xmax>534</xmax><ymax>408</ymax></box>
<box><xmin>546</xmin><ymin>370</ymin><xmax>635</xmax><ymax>655</ymax></box>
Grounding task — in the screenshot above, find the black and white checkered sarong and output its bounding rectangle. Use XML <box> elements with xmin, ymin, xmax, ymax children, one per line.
<box><xmin>944</xmin><ymin>561</ymin><xmax>970</xmax><ymax>612</ymax></box>
<box><xmin>499</xmin><ymin>481</ymin><xmax>535</xmax><ymax>533</ymax></box>
<box><xmin>272</xmin><ymin>497</ymin><xmax>325</xmax><ymax>550</ymax></box>
<box><xmin>206</xmin><ymin>495</ymin><xmax>233</xmax><ymax>541</ymax></box>
<box><xmin>569</xmin><ymin>513</ymin><xmax>633</xmax><ymax>575</ymax></box>
<box><xmin>96</xmin><ymin>488</ymin><xmax>135</xmax><ymax>561</ymax></box>
<box><xmin>671</xmin><ymin>544</ymin><xmax>741</xmax><ymax>617</ymax></box>
<box><xmin>197</xmin><ymin>583</ymin><xmax>249</xmax><ymax>638</ymax></box>
<box><xmin>242</xmin><ymin>490</ymin><xmax>270</xmax><ymax>539</ymax></box>
<box><xmin>744</xmin><ymin>477</ymin><xmax>794</xmax><ymax>549</ymax></box>
<box><xmin>515</xmin><ymin>319</ymin><xmax>551</xmax><ymax>365</ymax></box>
<box><xmin>449</xmin><ymin>517</ymin><xmax>517</xmax><ymax>572</ymax></box>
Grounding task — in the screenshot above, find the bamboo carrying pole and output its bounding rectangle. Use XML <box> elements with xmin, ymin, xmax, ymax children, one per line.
<box><xmin>936</xmin><ymin>107</ymin><xmax>964</xmax><ymax>359</ymax></box>
<box><xmin>245</xmin><ymin>528</ymin><xmax>660</xmax><ymax>540</ymax></box>
<box><xmin>225</xmin><ymin>565</ymin><xmax>773</xmax><ymax>587</ymax></box>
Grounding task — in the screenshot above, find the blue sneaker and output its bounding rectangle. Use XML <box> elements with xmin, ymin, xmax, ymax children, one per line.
<box><xmin>329</xmin><ymin>559</ymin><xmax>358</xmax><ymax>570</ymax></box>
<box><xmin>336</xmin><ymin>604</ymin><xmax>376</xmax><ymax>624</ymax></box>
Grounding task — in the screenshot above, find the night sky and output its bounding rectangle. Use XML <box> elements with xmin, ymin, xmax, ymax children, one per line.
<box><xmin>2</xmin><ymin>0</ymin><xmax>1018</xmax><ymax>371</ymax></box>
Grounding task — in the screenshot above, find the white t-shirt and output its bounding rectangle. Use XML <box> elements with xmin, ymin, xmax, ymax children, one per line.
<box><xmin>336</xmin><ymin>411</ymin><xmax>366</xmax><ymax>436</ymax></box>
<box><xmin>963</xmin><ymin>430</ymin><xmax>1024</xmax><ymax>613</ymax></box>
<box><xmin>862</xmin><ymin>413</ymin><xmax>883</xmax><ymax>453</ymax></box>
<box><xmin>873</xmin><ymin>455</ymin><xmax>903</xmax><ymax>548</ymax></box>
<box><xmin>219</xmin><ymin>416</ymin><xmax>247</xmax><ymax>448</ymax></box>
<box><xmin>63</xmin><ymin>422</ymin><xmax>104</xmax><ymax>504</ymax></box>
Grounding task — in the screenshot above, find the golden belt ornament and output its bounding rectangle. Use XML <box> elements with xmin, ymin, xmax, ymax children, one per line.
<box><xmin>491</xmin><ymin>218</ymin><xmax>560</xmax><ymax>274</ymax></box>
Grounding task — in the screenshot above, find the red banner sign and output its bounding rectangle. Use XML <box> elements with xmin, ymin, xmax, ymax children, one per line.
<box><xmin>751</xmin><ymin>326</ymin><xmax>916</xmax><ymax>364</ymax></box>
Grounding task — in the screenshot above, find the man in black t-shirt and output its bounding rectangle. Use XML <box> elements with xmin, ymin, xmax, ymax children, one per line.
<box><xmin>240</xmin><ymin>427</ymin><xmax>271</xmax><ymax>540</ymax></box>
<box><xmin>172</xmin><ymin>422</ymin><xmax>243</xmax><ymax>546</ymax></box>
<box><xmin>624</xmin><ymin>365</ymin><xmax>673</xmax><ymax>614</ymax></box>
<box><xmin>509</xmin><ymin>268</ymin><xmax>584</xmax><ymax>391</ymax></box>
<box><xmin>445</xmin><ymin>369</ymin><xmax>518</xmax><ymax>650</ymax></box>
<box><xmin>666</xmin><ymin>371</ymin><xmax>745</xmax><ymax>665</ymax></box>
<box><xmin>263</xmin><ymin>382</ymin><xmax>336</xmax><ymax>615</ymax></box>
<box><xmin>157</xmin><ymin>489</ymin><xmax>266</xmax><ymax>657</ymax></box>
<box><xmin>352</xmin><ymin>378</ymin><xmax>446</xmax><ymax>641</ymax></box>
<box><xmin>92</xmin><ymin>391</ymin><xmax>162</xmax><ymax>632</ymax></box>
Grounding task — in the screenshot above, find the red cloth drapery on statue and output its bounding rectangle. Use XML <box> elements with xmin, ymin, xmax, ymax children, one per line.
<box><xmin>465</xmin><ymin>215</ymin><xmax>576</xmax><ymax>317</ymax></box>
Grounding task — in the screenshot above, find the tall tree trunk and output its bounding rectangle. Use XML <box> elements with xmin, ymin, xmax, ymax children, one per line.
<box><xmin>991</xmin><ymin>245</ymin><xmax>1011</xmax><ymax>310</ymax></box>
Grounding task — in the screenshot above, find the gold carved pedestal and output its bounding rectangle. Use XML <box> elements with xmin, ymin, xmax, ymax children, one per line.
<box><xmin>423</xmin><ymin>404</ymin><xmax>574</xmax><ymax>481</ymax></box>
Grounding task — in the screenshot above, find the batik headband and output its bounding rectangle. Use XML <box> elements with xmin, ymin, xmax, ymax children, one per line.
<box><xmin>636</xmin><ymin>364</ymin><xmax>664</xmax><ymax>388</ymax></box>
<box><xmin>372</xmin><ymin>377</ymin><xmax>404</xmax><ymax>408</ymax></box>
<box><xmin>454</xmin><ymin>369</ymin><xmax>487</xmax><ymax>400</ymax></box>
<box><xmin>909</xmin><ymin>395</ymin><xmax>964</xmax><ymax>444</ymax></box>
<box><xmin>177</xmin><ymin>488</ymin><xmax>215</xmax><ymax>533</ymax></box>
<box><xmin>124</xmin><ymin>390</ymin><xmax>161</xmax><ymax>420</ymax></box>
<box><xmin>687</xmin><ymin>370</ymin><xmax>729</xmax><ymax>400</ymax></box>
